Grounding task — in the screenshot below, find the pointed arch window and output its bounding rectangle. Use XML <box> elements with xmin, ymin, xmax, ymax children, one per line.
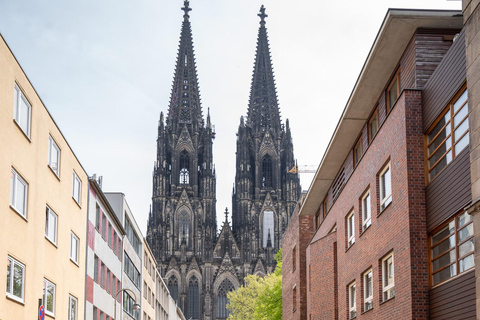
<box><xmin>188</xmin><ymin>276</ymin><xmax>200</xmax><ymax>319</ymax></box>
<box><xmin>217</xmin><ymin>279</ymin><xmax>234</xmax><ymax>319</ymax></box>
<box><xmin>263</xmin><ymin>210</ymin><xmax>274</xmax><ymax>248</ymax></box>
<box><xmin>168</xmin><ymin>276</ymin><xmax>178</xmax><ymax>303</ymax></box>
<box><xmin>180</xmin><ymin>151</ymin><xmax>190</xmax><ymax>184</ymax></box>
<box><xmin>178</xmin><ymin>210</ymin><xmax>190</xmax><ymax>246</ymax></box>
<box><xmin>262</xmin><ymin>154</ymin><xmax>273</xmax><ymax>188</ymax></box>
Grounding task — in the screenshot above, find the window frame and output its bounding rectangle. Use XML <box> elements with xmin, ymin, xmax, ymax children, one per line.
<box><xmin>48</xmin><ymin>135</ymin><xmax>61</xmax><ymax>177</ymax></box>
<box><xmin>72</xmin><ymin>171</ymin><xmax>82</xmax><ymax>205</ymax></box>
<box><xmin>43</xmin><ymin>278</ymin><xmax>56</xmax><ymax>316</ymax></box>
<box><xmin>386</xmin><ymin>69</ymin><xmax>400</xmax><ymax>113</ymax></box>
<box><xmin>379</xmin><ymin>163</ymin><xmax>392</xmax><ymax>212</ymax></box>
<box><xmin>363</xmin><ymin>269</ymin><xmax>373</xmax><ymax>312</ymax></box>
<box><xmin>354</xmin><ymin>138</ymin><xmax>363</xmax><ymax>167</ymax></box>
<box><xmin>382</xmin><ymin>253</ymin><xmax>395</xmax><ymax>302</ymax></box>
<box><xmin>70</xmin><ymin>232</ymin><xmax>79</xmax><ymax>265</ymax></box>
<box><xmin>292</xmin><ymin>245</ymin><xmax>297</xmax><ymax>272</ymax></box>
<box><xmin>348</xmin><ymin>281</ymin><xmax>356</xmax><ymax>319</ymax></box>
<box><xmin>346</xmin><ymin>210</ymin><xmax>355</xmax><ymax>248</ymax></box>
<box><xmin>361</xmin><ymin>191</ymin><xmax>371</xmax><ymax>232</ymax></box>
<box><xmin>13</xmin><ymin>83</ymin><xmax>32</xmax><ymax>138</ymax></box>
<box><xmin>68</xmin><ymin>295</ymin><xmax>78</xmax><ymax>320</ymax></box>
<box><xmin>45</xmin><ymin>206</ymin><xmax>58</xmax><ymax>245</ymax></box>
<box><xmin>368</xmin><ymin>107</ymin><xmax>379</xmax><ymax>143</ymax></box>
<box><xmin>10</xmin><ymin>168</ymin><xmax>28</xmax><ymax>219</ymax></box>
<box><xmin>6</xmin><ymin>256</ymin><xmax>25</xmax><ymax>302</ymax></box>
<box><xmin>293</xmin><ymin>286</ymin><xmax>297</xmax><ymax>313</ymax></box>
<box><xmin>426</xmin><ymin>86</ymin><xmax>469</xmax><ymax>183</ymax></box>
<box><xmin>429</xmin><ymin>211</ymin><xmax>474</xmax><ymax>287</ymax></box>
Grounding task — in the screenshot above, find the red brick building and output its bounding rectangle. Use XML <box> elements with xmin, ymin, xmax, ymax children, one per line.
<box><xmin>282</xmin><ymin>9</ymin><xmax>477</xmax><ymax>320</ymax></box>
<box><xmin>282</xmin><ymin>193</ymin><xmax>315</xmax><ymax>320</ymax></box>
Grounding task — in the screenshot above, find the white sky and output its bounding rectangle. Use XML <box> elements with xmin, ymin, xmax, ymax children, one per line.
<box><xmin>0</xmin><ymin>0</ymin><xmax>461</xmax><ymax>235</ymax></box>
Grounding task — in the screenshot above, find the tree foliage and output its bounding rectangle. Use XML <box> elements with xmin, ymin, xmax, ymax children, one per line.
<box><xmin>227</xmin><ymin>249</ymin><xmax>282</xmax><ymax>320</ymax></box>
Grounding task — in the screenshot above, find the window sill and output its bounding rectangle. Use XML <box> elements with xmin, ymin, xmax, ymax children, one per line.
<box><xmin>360</xmin><ymin>223</ymin><xmax>371</xmax><ymax>237</ymax></box>
<box><xmin>361</xmin><ymin>306</ymin><xmax>373</xmax><ymax>315</ymax></box>
<box><xmin>45</xmin><ymin>311</ymin><xmax>55</xmax><ymax>319</ymax></box>
<box><xmin>10</xmin><ymin>205</ymin><xmax>28</xmax><ymax>222</ymax></box>
<box><xmin>70</xmin><ymin>258</ymin><xmax>80</xmax><ymax>268</ymax></box>
<box><xmin>430</xmin><ymin>267</ymin><xmax>475</xmax><ymax>289</ymax></box>
<box><xmin>345</xmin><ymin>242</ymin><xmax>355</xmax><ymax>252</ymax></box>
<box><xmin>380</xmin><ymin>295</ymin><xmax>395</xmax><ymax>306</ymax></box>
<box><xmin>72</xmin><ymin>197</ymin><xmax>82</xmax><ymax>209</ymax></box>
<box><xmin>6</xmin><ymin>293</ymin><xmax>25</xmax><ymax>305</ymax></box>
<box><xmin>377</xmin><ymin>200</ymin><xmax>392</xmax><ymax>218</ymax></box>
<box><xmin>13</xmin><ymin>119</ymin><xmax>32</xmax><ymax>142</ymax></box>
<box><xmin>45</xmin><ymin>236</ymin><xmax>58</xmax><ymax>248</ymax></box>
<box><xmin>48</xmin><ymin>165</ymin><xmax>61</xmax><ymax>181</ymax></box>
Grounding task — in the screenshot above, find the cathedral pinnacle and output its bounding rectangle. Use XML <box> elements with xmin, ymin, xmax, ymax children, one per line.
<box><xmin>182</xmin><ymin>0</ymin><xmax>192</xmax><ymax>20</ymax></box>
<box><xmin>258</xmin><ymin>5</ymin><xmax>268</xmax><ymax>25</ymax></box>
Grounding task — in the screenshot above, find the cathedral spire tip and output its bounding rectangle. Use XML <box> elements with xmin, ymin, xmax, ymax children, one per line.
<box><xmin>258</xmin><ymin>5</ymin><xmax>268</xmax><ymax>25</ymax></box>
<box><xmin>182</xmin><ymin>0</ymin><xmax>192</xmax><ymax>20</ymax></box>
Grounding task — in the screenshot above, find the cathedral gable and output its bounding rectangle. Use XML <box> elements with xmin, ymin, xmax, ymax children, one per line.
<box><xmin>176</xmin><ymin>125</ymin><xmax>195</xmax><ymax>153</ymax></box>
<box><xmin>259</xmin><ymin>131</ymin><xmax>277</xmax><ymax>156</ymax></box>
<box><xmin>260</xmin><ymin>192</ymin><xmax>275</xmax><ymax>214</ymax></box>
<box><xmin>253</xmin><ymin>259</ymin><xmax>266</xmax><ymax>276</ymax></box>
<box><xmin>213</xmin><ymin>222</ymin><xmax>241</xmax><ymax>259</ymax></box>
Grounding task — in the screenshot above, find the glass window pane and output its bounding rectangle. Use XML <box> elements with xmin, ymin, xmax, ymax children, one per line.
<box><xmin>458</xmin><ymin>212</ymin><xmax>473</xmax><ymax>228</ymax></box>
<box><xmin>433</xmin><ymin>264</ymin><xmax>456</xmax><ymax>285</ymax></box>
<box><xmin>455</xmin><ymin>134</ymin><xmax>469</xmax><ymax>155</ymax></box>
<box><xmin>432</xmin><ymin>250</ymin><xmax>456</xmax><ymax>272</ymax></box>
<box><xmin>454</xmin><ymin>120</ymin><xmax>468</xmax><ymax>141</ymax></box>
<box><xmin>13</xmin><ymin>263</ymin><xmax>23</xmax><ymax>298</ymax></box>
<box><xmin>429</xmin><ymin>151</ymin><xmax>452</xmax><ymax>180</ymax></box>
<box><xmin>459</xmin><ymin>254</ymin><xmax>475</xmax><ymax>272</ymax></box>
<box><xmin>459</xmin><ymin>238</ymin><xmax>474</xmax><ymax>257</ymax></box>
<box><xmin>263</xmin><ymin>211</ymin><xmax>274</xmax><ymax>248</ymax></box>
<box><xmin>6</xmin><ymin>258</ymin><xmax>11</xmax><ymax>294</ymax></box>
<box><xmin>454</xmin><ymin>106</ymin><xmax>468</xmax><ymax>128</ymax></box>
<box><xmin>19</xmin><ymin>98</ymin><xmax>30</xmax><ymax>135</ymax></box>
<box><xmin>432</xmin><ymin>235</ymin><xmax>455</xmax><ymax>258</ymax></box>
<box><xmin>453</xmin><ymin>90</ymin><xmax>468</xmax><ymax>113</ymax></box>
<box><xmin>432</xmin><ymin>222</ymin><xmax>455</xmax><ymax>245</ymax></box>
<box><xmin>428</xmin><ymin>125</ymin><xmax>451</xmax><ymax>156</ymax></box>
<box><xmin>428</xmin><ymin>111</ymin><xmax>450</xmax><ymax>144</ymax></box>
<box><xmin>458</xmin><ymin>224</ymin><xmax>473</xmax><ymax>243</ymax></box>
<box><xmin>10</xmin><ymin>171</ymin><xmax>15</xmax><ymax>206</ymax></box>
<box><xmin>16</xmin><ymin>179</ymin><xmax>26</xmax><ymax>215</ymax></box>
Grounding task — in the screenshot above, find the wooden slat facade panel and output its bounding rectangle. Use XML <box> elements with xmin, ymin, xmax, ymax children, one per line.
<box><xmin>422</xmin><ymin>29</ymin><xmax>466</xmax><ymax>131</ymax></box>
<box><xmin>429</xmin><ymin>270</ymin><xmax>476</xmax><ymax>320</ymax></box>
<box><xmin>426</xmin><ymin>149</ymin><xmax>471</xmax><ymax>231</ymax></box>
<box><xmin>400</xmin><ymin>36</ymin><xmax>416</xmax><ymax>89</ymax></box>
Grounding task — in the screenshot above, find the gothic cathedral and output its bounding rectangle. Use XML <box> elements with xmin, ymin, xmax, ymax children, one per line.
<box><xmin>146</xmin><ymin>3</ymin><xmax>301</xmax><ymax>320</ymax></box>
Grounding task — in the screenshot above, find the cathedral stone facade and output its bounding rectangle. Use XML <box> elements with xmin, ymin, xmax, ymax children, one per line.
<box><xmin>146</xmin><ymin>3</ymin><xmax>301</xmax><ymax>320</ymax></box>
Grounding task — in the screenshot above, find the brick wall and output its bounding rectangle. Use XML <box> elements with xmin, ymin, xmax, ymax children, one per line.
<box><xmin>306</xmin><ymin>90</ymin><xmax>428</xmax><ymax>319</ymax></box>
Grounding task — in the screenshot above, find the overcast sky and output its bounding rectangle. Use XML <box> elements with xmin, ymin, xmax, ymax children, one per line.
<box><xmin>0</xmin><ymin>0</ymin><xmax>461</xmax><ymax>235</ymax></box>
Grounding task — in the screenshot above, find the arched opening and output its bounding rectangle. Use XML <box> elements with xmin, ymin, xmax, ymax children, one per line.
<box><xmin>217</xmin><ymin>279</ymin><xmax>234</xmax><ymax>319</ymax></box>
<box><xmin>263</xmin><ymin>210</ymin><xmax>274</xmax><ymax>248</ymax></box>
<box><xmin>188</xmin><ymin>276</ymin><xmax>200</xmax><ymax>319</ymax></box>
<box><xmin>180</xmin><ymin>150</ymin><xmax>190</xmax><ymax>184</ymax></box>
<box><xmin>262</xmin><ymin>155</ymin><xmax>272</xmax><ymax>188</ymax></box>
<box><xmin>168</xmin><ymin>276</ymin><xmax>178</xmax><ymax>303</ymax></box>
<box><xmin>178</xmin><ymin>210</ymin><xmax>190</xmax><ymax>247</ymax></box>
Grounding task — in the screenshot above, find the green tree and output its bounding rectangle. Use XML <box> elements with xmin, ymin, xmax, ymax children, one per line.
<box><xmin>227</xmin><ymin>249</ymin><xmax>282</xmax><ymax>320</ymax></box>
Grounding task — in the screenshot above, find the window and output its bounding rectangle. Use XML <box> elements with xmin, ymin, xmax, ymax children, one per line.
<box><xmin>427</xmin><ymin>88</ymin><xmax>469</xmax><ymax>181</ymax></box>
<box><xmin>107</xmin><ymin>270</ymin><xmax>111</xmax><ymax>294</ymax></box>
<box><xmin>362</xmin><ymin>191</ymin><xmax>371</xmax><ymax>231</ymax></box>
<box><xmin>124</xmin><ymin>253</ymin><xmax>141</xmax><ymax>288</ymax></box>
<box><xmin>123</xmin><ymin>291</ymin><xmax>140</xmax><ymax>319</ymax></box>
<box><xmin>48</xmin><ymin>136</ymin><xmax>60</xmax><ymax>176</ymax></box>
<box><xmin>347</xmin><ymin>211</ymin><xmax>355</xmax><ymax>248</ymax></box>
<box><xmin>387</xmin><ymin>70</ymin><xmax>400</xmax><ymax>112</ymax></box>
<box><xmin>430</xmin><ymin>211</ymin><xmax>474</xmax><ymax>286</ymax></box>
<box><xmin>379</xmin><ymin>163</ymin><xmax>392</xmax><ymax>212</ymax></box>
<box><xmin>125</xmin><ymin>216</ymin><xmax>141</xmax><ymax>256</ymax></box>
<box><xmin>45</xmin><ymin>206</ymin><xmax>58</xmax><ymax>245</ymax></box>
<box><xmin>179</xmin><ymin>151</ymin><xmax>190</xmax><ymax>184</ymax></box>
<box><xmin>102</xmin><ymin>214</ymin><xmax>107</xmax><ymax>239</ymax></box>
<box><xmin>348</xmin><ymin>282</ymin><xmax>356</xmax><ymax>319</ymax></box>
<box><xmin>382</xmin><ymin>253</ymin><xmax>395</xmax><ymax>301</ymax></box>
<box><xmin>94</xmin><ymin>256</ymin><xmax>99</xmax><ymax>283</ymax></box>
<box><xmin>368</xmin><ymin>108</ymin><xmax>379</xmax><ymax>143</ymax></box>
<box><xmin>168</xmin><ymin>276</ymin><xmax>178</xmax><ymax>303</ymax></box>
<box><xmin>292</xmin><ymin>246</ymin><xmax>297</xmax><ymax>272</ymax></box>
<box><xmin>93</xmin><ymin>307</ymin><xmax>97</xmax><ymax>320</ymax></box>
<box><xmin>178</xmin><ymin>210</ymin><xmax>190</xmax><ymax>247</ymax></box>
<box><xmin>188</xmin><ymin>276</ymin><xmax>199</xmax><ymax>319</ymax></box>
<box><xmin>6</xmin><ymin>256</ymin><xmax>25</xmax><ymax>302</ymax></box>
<box><xmin>43</xmin><ymin>279</ymin><xmax>56</xmax><ymax>316</ymax></box>
<box><xmin>262</xmin><ymin>210</ymin><xmax>274</xmax><ymax>248</ymax></box>
<box><xmin>100</xmin><ymin>263</ymin><xmax>105</xmax><ymax>288</ymax></box>
<box><xmin>13</xmin><ymin>84</ymin><xmax>31</xmax><ymax>137</ymax></box>
<box><xmin>293</xmin><ymin>286</ymin><xmax>297</xmax><ymax>312</ymax></box>
<box><xmin>69</xmin><ymin>295</ymin><xmax>78</xmax><ymax>320</ymax></box>
<box><xmin>10</xmin><ymin>168</ymin><xmax>28</xmax><ymax>218</ymax></box>
<box><xmin>72</xmin><ymin>171</ymin><xmax>81</xmax><ymax>204</ymax></box>
<box><xmin>70</xmin><ymin>232</ymin><xmax>79</xmax><ymax>264</ymax></box>
<box><xmin>95</xmin><ymin>205</ymin><xmax>101</xmax><ymax>231</ymax></box>
<box><xmin>262</xmin><ymin>155</ymin><xmax>273</xmax><ymax>188</ymax></box>
<box><xmin>315</xmin><ymin>208</ymin><xmax>321</xmax><ymax>230</ymax></box>
<box><xmin>217</xmin><ymin>278</ymin><xmax>234</xmax><ymax>319</ymax></box>
<box><xmin>354</xmin><ymin>139</ymin><xmax>362</xmax><ymax>166</ymax></box>
<box><xmin>363</xmin><ymin>270</ymin><xmax>373</xmax><ymax>311</ymax></box>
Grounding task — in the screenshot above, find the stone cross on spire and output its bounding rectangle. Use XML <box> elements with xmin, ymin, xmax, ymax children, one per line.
<box><xmin>224</xmin><ymin>207</ymin><xmax>229</xmax><ymax>224</ymax></box>
<box><xmin>258</xmin><ymin>5</ymin><xmax>268</xmax><ymax>24</ymax></box>
<box><xmin>182</xmin><ymin>0</ymin><xmax>192</xmax><ymax>19</ymax></box>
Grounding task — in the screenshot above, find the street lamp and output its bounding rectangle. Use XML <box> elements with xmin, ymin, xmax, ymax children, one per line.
<box><xmin>113</xmin><ymin>288</ymin><xmax>141</xmax><ymax>320</ymax></box>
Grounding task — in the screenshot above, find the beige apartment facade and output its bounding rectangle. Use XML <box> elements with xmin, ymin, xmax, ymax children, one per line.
<box><xmin>0</xmin><ymin>34</ymin><xmax>88</xmax><ymax>320</ymax></box>
<box><xmin>143</xmin><ymin>240</ymin><xmax>156</xmax><ymax>320</ymax></box>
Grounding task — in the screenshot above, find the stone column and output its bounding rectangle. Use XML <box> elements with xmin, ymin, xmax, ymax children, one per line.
<box><xmin>463</xmin><ymin>0</ymin><xmax>480</xmax><ymax>318</ymax></box>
